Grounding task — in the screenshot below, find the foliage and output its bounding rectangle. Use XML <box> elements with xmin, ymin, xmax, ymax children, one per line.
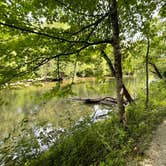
<box><xmin>0</xmin><ymin>117</ymin><xmax>40</xmax><ymax>165</ymax></box>
<box><xmin>0</xmin><ymin>0</ymin><xmax>166</xmax><ymax>165</ymax></box>
<box><xmin>21</xmin><ymin>81</ymin><xmax>166</xmax><ymax>166</ymax></box>
<box><xmin>25</xmin><ymin>115</ymin><xmax>128</xmax><ymax>166</ymax></box>
<box><xmin>0</xmin><ymin>0</ymin><xmax>164</xmax><ymax>85</ymax></box>
<box><xmin>0</xmin><ymin>80</ymin><xmax>165</xmax><ymax>165</ymax></box>
<box><xmin>0</xmin><ymin>115</ymin><xmax>66</xmax><ymax>166</ymax></box>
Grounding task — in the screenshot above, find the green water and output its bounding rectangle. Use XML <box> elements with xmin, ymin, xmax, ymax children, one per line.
<box><xmin>0</xmin><ymin>77</ymin><xmax>140</xmax><ymax>139</ymax></box>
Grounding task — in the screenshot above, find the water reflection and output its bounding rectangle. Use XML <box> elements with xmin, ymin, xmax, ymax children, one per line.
<box><xmin>92</xmin><ymin>105</ymin><xmax>112</xmax><ymax>122</ymax></box>
<box><xmin>33</xmin><ymin>123</ymin><xmax>64</xmax><ymax>151</ymax></box>
<box><xmin>0</xmin><ymin>78</ymin><xmax>144</xmax><ymax>165</ymax></box>
<box><xmin>0</xmin><ymin>80</ymin><xmax>115</xmax><ymax>138</ymax></box>
<box><xmin>0</xmin><ymin>77</ymin><xmax>140</xmax><ymax>138</ymax></box>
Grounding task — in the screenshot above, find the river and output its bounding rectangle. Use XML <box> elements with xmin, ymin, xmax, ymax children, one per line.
<box><xmin>0</xmin><ymin>77</ymin><xmax>144</xmax><ymax>164</ymax></box>
<box><xmin>0</xmin><ymin>77</ymin><xmax>140</xmax><ymax>138</ymax></box>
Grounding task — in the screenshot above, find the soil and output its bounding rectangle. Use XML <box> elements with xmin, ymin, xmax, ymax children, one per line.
<box><xmin>139</xmin><ymin>118</ymin><xmax>166</xmax><ymax>166</ymax></box>
<box><xmin>129</xmin><ymin>119</ymin><xmax>166</xmax><ymax>166</ymax></box>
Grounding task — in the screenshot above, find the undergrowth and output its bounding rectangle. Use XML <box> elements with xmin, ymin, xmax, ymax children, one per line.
<box><xmin>1</xmin><ymin>81</ymin><xmax>166</xmax><ymax>166</ymax></box>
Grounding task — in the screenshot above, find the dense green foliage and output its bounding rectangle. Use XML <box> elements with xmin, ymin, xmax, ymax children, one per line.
<box><xmin>0</xmin><ymin>0</ymin><xmax>166</xmax><ymax>165</ymax></box>
<box><xmin>23</xmin><ymin>81</ymin><xmax>166</xmax><ymax>166</ymax></box>
<box><xmin>0</xmin><ymin>0</ymin><xmax>165</xmax><ymax>84</ymax></box>
<box><xmin>1</xmin><ymin>81</ymin><xmax>164</xmax><ymax>166</ymax></box>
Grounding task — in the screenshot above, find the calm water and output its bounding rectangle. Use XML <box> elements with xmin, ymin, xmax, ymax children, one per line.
<box><xmin>0</xmin><ymin>77</ymin><xmax>140</xmax><ymax>139</ymax></box>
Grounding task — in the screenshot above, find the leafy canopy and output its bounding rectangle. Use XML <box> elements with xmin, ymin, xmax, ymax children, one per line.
<box><xmin>0</xmin><ymin>0</ymin><xmax>164</xmax><ymax>84</ymax></box>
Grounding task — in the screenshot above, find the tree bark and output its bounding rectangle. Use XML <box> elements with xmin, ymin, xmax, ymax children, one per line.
<box><xmin>149</xmin><ymin>62</ymin><xmax>163</xmax><ymax>79</ymax></box>
<box><xmin>145</xmin><ymin>38</ymin><xmax>150</xmax><ymax>109</ymax></box>
<box><xmin>71</xmin><ymin>58</ymin><xmax>77</xmax><ymax>83</ymax></box>
<box><xmin>57</xmin><ymin>56</ymin><xmax>60</xmax><ymax>79</ymax></box>
<box><xmin>101</xmin><ymin>50</ymin><xmax>134</xmax><ymax>103</ymax></box>
<box><xmin>101</xmin><ymin>50</ymin><xmax>116</xmax><ymax>76</ymax></box>
<box><xmin>110</xmin><ymin>0</ymin><xmax>126</xmax><ymax>124</ymax></box>
<box><xmin>122</xmin><ymin>84</ymin><xmax>133</xmax><ymax>103</ymax></box>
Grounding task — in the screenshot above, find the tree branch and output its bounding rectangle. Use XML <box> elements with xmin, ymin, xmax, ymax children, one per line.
<box><xmin>0</xmin><ymin>22</ymin><xmax>112</xmax><ymax>45</ymax></box>
<box><xmin>72</xmin><ymin>12</ymin><xmax>109</xmax><ymax>35</ymax></box>
<box><xmin>101</xmin><ymin>50</ymin><xmax>116</xmax><ymax>76</ymax></box>
<box><xmin>0</xmin><ymin>22</ymin><xmax>83</xmax><ymax>43</ymax></box>
<box><xmin>101</xmin><ymin>50</ymin><xmax>133</xmax><ymax>103</ymax></box>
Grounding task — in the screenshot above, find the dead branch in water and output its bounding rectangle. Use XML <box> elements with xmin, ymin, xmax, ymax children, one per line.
<box><xmin>71</xmin><ymin>96</ymin><xmax>128</xmax><ymax>106</ymax></box>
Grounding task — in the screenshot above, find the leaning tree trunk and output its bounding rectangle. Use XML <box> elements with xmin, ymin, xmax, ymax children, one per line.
<box><xmin>101</xmin><ymin>50</ymin><xmax>134</xmax><ymax>103</ymax></box>
<box><xmin>149</xmin><ymin>62</ymin><xmax>163</xmax><ymax>79</ymax></box>
<box><xmin>110</xmin><ymin>0</ymin><xmax>126</xmax><ymax>124</ymax></box>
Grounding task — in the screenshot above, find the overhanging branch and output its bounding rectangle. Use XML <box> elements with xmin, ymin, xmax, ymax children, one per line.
<box><xmin>0</xmin><ymin>22</ymin><xmax>112</xmax><ymax>45</ymax></box>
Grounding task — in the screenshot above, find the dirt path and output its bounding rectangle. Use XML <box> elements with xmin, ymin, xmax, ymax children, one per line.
<box><xmin>139</xmin><ymin>119</ymin><xmax>166</xmax><ymax>166</ymax></box>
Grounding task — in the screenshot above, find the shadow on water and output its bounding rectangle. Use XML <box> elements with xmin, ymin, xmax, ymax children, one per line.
<box><xmin>0</xmin><ymin>77</ymin><xmax>141</xmax><ymax>138</ymax></box>
<box><xmin>0</xmin><ymin>77</ymin><xmax>144</xmax><ymax>164</ymax></box>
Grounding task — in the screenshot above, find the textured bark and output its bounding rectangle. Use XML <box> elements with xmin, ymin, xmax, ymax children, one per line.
<box><xmin>101</xmin><ymin>50</ymin><xmax>116</xmax><ymax>76</ymax></box>
<box><xmin>71</xmin><ymin>58</ymin><xmax>77</xmax><ymax>83</ymax></box>
<box><xmin>110</xmin><ymin>0</ymin><xmax>126</xmax><ymax>124</ymax></box>
<box><xmin>149</xmin><ymin>62</ymin><xmax>163</xmax><ymax>79</ymax></box>
<box><xmin>101</xmin><ymin>50</ymin><xmax>134</xmax><ymax>103</ymax></box>
<box><xmin>122</xmin><ymin>84</ymin><xmax>133</xmax><ymax>103</ymax></box>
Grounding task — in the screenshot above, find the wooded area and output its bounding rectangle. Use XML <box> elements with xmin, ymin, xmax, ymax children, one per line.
<box><xmin>0</xmin><ymin>0</ymin><xmax>165</xmax><ymax>165</ymax></box>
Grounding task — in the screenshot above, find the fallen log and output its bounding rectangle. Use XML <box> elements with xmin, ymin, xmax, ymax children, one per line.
<box><xmin>72</xmin><ymin>97</ymin><xmax>128</xmax><ymax>106</ymax></box>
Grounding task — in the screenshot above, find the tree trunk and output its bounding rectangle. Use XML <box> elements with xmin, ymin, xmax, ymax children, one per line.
<box><xmin>71</xmin><ymin>58</ymin><xmax>77</xmax><ymax>83</ymax></box>
<box><xmin>101</xmin><ymin>50</ymin><xmax>134</xmax><ymax>103</ymax></box>
<box><xmin>101</xmin><ymin>50</ymin><xmax>116</xmax><ymax>76</ymax></box>
<box><xmin>149</xmin><ymin>62</ymin><xmax>163</xmax><ymax>79</ymax></box>
<box><xmin>110</xmin><ymin>0</ymin><xmax>126</xmax><ymax>125</ymax></box>
<box><xmin>145</xmin><ymin>38</ymin><xmax>150</xmax><ymax>109</ymax></box>
<box><xmin>57</xmin><ymin>56</ymin><xmax>60</xmax><ymax>79</ymax></box>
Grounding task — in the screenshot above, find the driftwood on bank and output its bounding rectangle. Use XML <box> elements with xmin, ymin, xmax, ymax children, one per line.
<box><xmin>72</xmin><ymin>97</ymin><xmax>128</xmax><ymax>106</ymax></box>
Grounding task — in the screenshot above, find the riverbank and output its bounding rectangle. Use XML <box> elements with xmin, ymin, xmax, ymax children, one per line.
<box><xmin>25</xmin><ymin>80</ymin><xmax>166</xmax><ymax>166</ymax></box>
<box><xmin>0</xmin><ymin>79</ymin><xmax>165</xmax><ymax>166</ymax></box>
<box><xmin>4</xmin><ymin>75</ymin><xmax>134</xmax><ymax>88</ymax></box>
<box><xmin>25</xmin><ymin>104</ymin><xmax>166</xmax><ymax>166</ymax></box>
